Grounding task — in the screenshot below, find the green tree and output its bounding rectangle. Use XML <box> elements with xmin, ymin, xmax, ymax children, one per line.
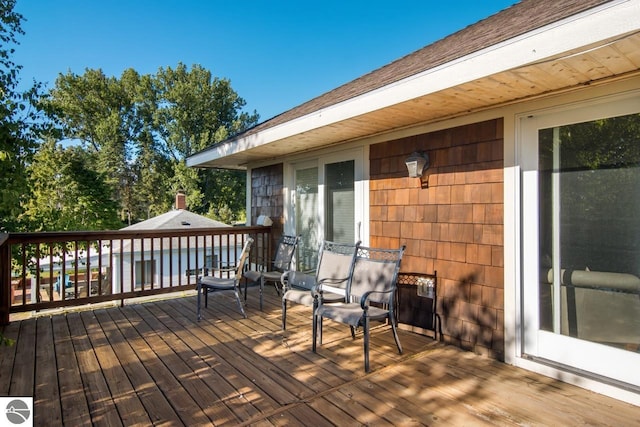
<box><xmin>130</xmin><ymin>72</ymin><xmax>174</xmax><ymax>218</ymax></box>
<box><xmin>154</xmin><ymin>63</ymin><xmax>257</xmax><ymax>158</ymax></box>
<box><xmin>44</xmin><ymin>68</ymin><xmax>136</xmax><ymax>200</ymax></box>
<box><xmin>153</xmin><ymin>63</ymin><xmax>259</xmax><ymax>220</ymax></box>
<box><xmin>22</xmin><ymin>140</ymin><xmax>122</xmax><ymax>231</ymax></box>
<box><xmin>202</xmin><ymin>168</ymin><xmax>246</xmax><ymax>223</ymax></box>
<box><xmin>41</xmin><ymin>63</ymin><xmax>258</xmax><ymax>227</ymax></box>
<box><xmin>0</xmin><ymin>0</ymin><xmax>44</xmax><ymax>232</ymax></box>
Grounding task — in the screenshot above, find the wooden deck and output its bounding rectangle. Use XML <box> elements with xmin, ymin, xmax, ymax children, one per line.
<box><xmin>0</xmin><ymin>287</ymin><xmax>638</xmax><ymax>426</ymax></box>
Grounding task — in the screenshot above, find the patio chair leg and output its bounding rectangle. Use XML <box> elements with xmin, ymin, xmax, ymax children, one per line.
<box><xmin>390</xmin><ymin>317</ymin><xmax>403</xmax><ymax>354</ymax></box>
<box><xmin>196</xmin><ymin>282</ymin><xmax>202</xmax><ymax>321</ymax></box>
<box><xmin>435</xmin><ymin>313</ymin><xmax>442</xmax><ymax>341</ymax></box>
<box><xmin>312</xmin><ymin>298</ymin><xmax>323</xmax><ymax>344</ymax></box>
<box><xmin>234</xmin><ymin>289</ymin><xmax>247</xmax><ymax>319</ymax></box>
<box><xmin>282</xmin><ymin>300</ymin><xmax>287</xmax><ymax>330</ymax></box>
<box><xmin>350</xmin><ymin>326</ymin><xmax>356</xmax><ymax>340</ymax></box>
<box><xmin>364</xmin><ymin>316</ymin><xmax>370</xmax><ymax>373</ymax></box>
<box><xmin>312</xmin><ymin>313</ymin><xmax>318</xmax><ymax>352</ymax></box>
<box><xmin>259</xmin><ymin>276</ymin><xmax>264</xmax><ymax>311</ymax></box>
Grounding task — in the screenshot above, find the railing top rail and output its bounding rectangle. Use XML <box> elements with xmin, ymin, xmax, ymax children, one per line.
<box><xmin>6</xmin><ymin>226</ymin><xmax>272</xmax><ymax>244</ymax></box>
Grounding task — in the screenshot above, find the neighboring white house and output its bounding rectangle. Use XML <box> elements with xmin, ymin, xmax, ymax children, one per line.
<box><xmin>30</xmin><ymin>194</ymin><xmax>243</xmax><ymax>300</ymax></box>
<box><xmin>114</xmin><ymin>195</ymin><xmax>239</xmax><ymax>293</ymax></box>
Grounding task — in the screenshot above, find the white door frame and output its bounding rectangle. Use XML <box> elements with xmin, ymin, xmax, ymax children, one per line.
<box><xmin>518</xmin><ymin>90</ymin><xmax>640</xmax><ymax>387</ymax></box>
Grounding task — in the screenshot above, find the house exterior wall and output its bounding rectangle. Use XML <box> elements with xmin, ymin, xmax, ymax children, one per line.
<box><xmin>251</xmin><ymin>163</ymin><xmax>285</xmax><ymax>256</ymax></box>
<box><xmin>111</xmin><ymin>248</ymin><xmax>209</xmax><ymax>292</ymax></box>
<box><xmin>370</xmin><ymin>119</ymin><xmax>505</xmax><ymax>359</ymax></box>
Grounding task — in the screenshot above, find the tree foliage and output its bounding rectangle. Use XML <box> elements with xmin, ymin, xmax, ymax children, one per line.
<box><xmin>37</xmin><ymin>63</ymin><xmax>259</xmax><ymax>228</ymax></box>
<box><xmin>0</xmin><ymin>0</ymin><xmax>44</xmax><ymax>232</ymax></box>
<box><xmin>23</xmin><ymin>140</ymin><xmax>121</xmax><ymax>231</ymax></box>
<box><xmin>1</xmin><ymin>0</ymin><xmax>259</xmax><ymax>232</ymax></box>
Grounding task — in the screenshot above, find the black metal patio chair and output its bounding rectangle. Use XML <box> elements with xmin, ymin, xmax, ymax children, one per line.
<box><xmin>280</xmin><ymin>240</ymin><xmax>360</xmax><ymax>330</ymax></box>
<box><xmin>196</xmin><ymin>237</ymin><xmax>254</xmax><ymax>320</ymax></box>
<box><xmin>245</xmin><ymin>234</ymin><xmax>298</xmax><ymax>310</ymax></box>
<box><xmin>312</xmin><ymin>245</ymin><xmax>405</xmax><ymax>372</ymax></box>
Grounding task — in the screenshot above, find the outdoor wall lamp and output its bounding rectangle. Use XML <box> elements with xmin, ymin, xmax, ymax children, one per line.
<box><xmin>405</xmin><ymin>151</ymin><xmax>430</xmax><ymax>188</ymax></box>
<box><xmin>256</xmin><ymin>215</ymin><xmax>273</xmax><ymax>226</ymax></box>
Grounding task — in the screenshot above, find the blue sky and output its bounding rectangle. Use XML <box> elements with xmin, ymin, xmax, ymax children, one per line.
<box><xmin>14</xmin><ymin>1</ymin><xmax>516</xmax><ymax>122</ymax></box>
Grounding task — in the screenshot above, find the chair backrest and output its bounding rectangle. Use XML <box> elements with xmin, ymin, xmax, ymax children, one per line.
<box><xmin>315</xmin><ymin>240</ymin><xmax>360</xmax><ymax>293</ymax></box>
<box><xmin>272</xmin><ymin>235</ymin><xmax>299</xmax><ymax>272</ymax></box>
<box><xmin>235</xmin><ymin>237</ymin><xmax>254</xmax><ymax>279</ymax></box>
<box><xmin>348</xmin><ymin>245</ymin><xmax>405</xmax><ymax>304</ymax></box>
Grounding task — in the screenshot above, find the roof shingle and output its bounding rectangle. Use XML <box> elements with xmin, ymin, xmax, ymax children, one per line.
<box><xmin>216</xmin><ymin>0</ymin><xmax>612</xmax><ymax>144</ymax></box>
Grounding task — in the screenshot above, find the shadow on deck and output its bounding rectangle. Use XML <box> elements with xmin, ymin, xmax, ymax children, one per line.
<box><xmin>0</xmin><ymin>286</ymin><xmax>637</xmax><ymax>426</ymax></box>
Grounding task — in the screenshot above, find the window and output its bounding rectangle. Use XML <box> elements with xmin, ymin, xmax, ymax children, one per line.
<box><xmin>537</xmin><ymin>113</ymin><xmax>640</xmax><ymax>348</ymax></box>
<box><xmin>291</xmin><ymin>151</ymin><xmax>363</xmax><ymax>272</ymax></box>
<box><xmin>295</xmin><ymin>166</ymin><xmax>319</xmax><ymax>271</ymax></box>
<box><xmin>325</xmin><ymin>160</ymin><xmax>355</xmax><ymax>243</ymax></box>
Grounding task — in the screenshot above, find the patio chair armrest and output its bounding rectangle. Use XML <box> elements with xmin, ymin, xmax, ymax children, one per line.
<box><xmin>314</xmin><ymin>276</ymin><xmax>350</xmax><ymax>300</ymax></box>
<box><xmin>360</xmin><ymin>289</ymin><xmax>393</xmax><ymax>309</ymax></box>
<box><xmin>281</xmin><ymin>270</ymin><xmax>291</xmax><ymax>287</ymax></box>
<box><xmin>311</xmin><ymin>282</ymin><xmax>326</xmax><ymax>299</ymax></box>
<box><xmin>199</xmin><ymin>265</ymin><xmax>237</xmax><ymax>279</ymax></box>
<box><xmin>317</xmin><ymin>276</ymin><xmax>349</xmax><ymax>286</ymax></box>
<box><xmin>267</xmin><ymin>260</ymin><xmax>289</xmax><ymax>272</ymax></box>
<box><xmin>214</xmin><ymin>266</ymin><xmax>236</xmax><ymax>273</ymax></box>
<box><xmin>313</xmin><ymin>279</ymin><xmax>330</xmax><ymax>295</ymax></box>
<box><xmin>282</xmin><ymin>269</ymin><xmax>316</xmax><ymax>291</ymax></box>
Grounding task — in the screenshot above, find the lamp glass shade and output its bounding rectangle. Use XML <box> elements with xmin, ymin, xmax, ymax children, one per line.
<box><xmin>405</xmin><ymin>152</ymin><xmax>429</xmax><ymax>178</ymax></box>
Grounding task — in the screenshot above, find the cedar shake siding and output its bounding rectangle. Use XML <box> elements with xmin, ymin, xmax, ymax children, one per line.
<box><xmin>251</xmin><ymin>163</ymin><xmax>284</xmax><ymax>250</ymax></box>
<box><xmin>370</xmin><ymin>118</ymin><xmax>504</xmax><ymax>359</ymax></box>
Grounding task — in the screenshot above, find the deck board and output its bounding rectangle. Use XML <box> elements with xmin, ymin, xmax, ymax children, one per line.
<box><xmin>156</xmin><ymin>305</ymin><xmax>273</xmax><ymax>421</ymax></box>
<box><xmin>118</xmin><ymin>304</ymin><xmax>222</xmax><ymax>425</ymax></box>
<box><xmin>51</xmin><ymin>314</ymin><xmax>93</xmax><ymax>427</ymax></box>
<box><xmin>67</xmin><ymin>311</ymin><xmax>124</xmax><ymax>427</ymax></box>
<box><xmin>11</xmin><ymin>318</ymin><xmax>36</xmax><ymax>397</ymax></box>
<box><xmin>94</xmin><ymin>309</ymin><xmax>184</xmax><ymax>426</ymax></box>
<box><xmin>81</xmin><ymin>310</ymin><xmax>152</xmax><ymax>426</ymax></box>
<box><xmin>34</xmin><ymin>317</ymin><xmax>63</xmax><ymax>426</ymax></box>
<box><xmin>0</xmin><ymin>287</ymin><xmax>638</xmax><ymax>426</ymax></box>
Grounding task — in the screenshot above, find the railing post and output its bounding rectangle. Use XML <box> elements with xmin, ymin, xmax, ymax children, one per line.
<box><xmin>0</xmin><ymin>234</ymin><xmax>11</xmax><ymax>325</ymax></box>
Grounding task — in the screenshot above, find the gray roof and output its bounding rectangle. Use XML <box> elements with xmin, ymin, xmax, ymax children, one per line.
<box><xmin>118</xmin><ymin>210</ymin><xmax>236</xmax><ymax>253</ymax></box>
<box><xmin>193</xmin><ymin>0</ymin><xmax>611</xmax><ymax>153</ymax></box>
<box><xmin>122</xmin><ymin>209</ymin><xmax>230</xmax><ymax>231</ymax></box>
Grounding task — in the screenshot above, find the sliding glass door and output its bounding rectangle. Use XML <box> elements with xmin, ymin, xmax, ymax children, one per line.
<box><xmin>325</xmin><ymin>160</ymin><xmax>355</xmax><ymax>243</ymax></box>
<box><xmin>292</xmin><ymin>151</ymin><xmax>363</xmax><ymax>271</ymax></box>
<box><xmin>295</xmin><ymin>164</ymin><xmax>319</xmax><ymax>272</ymax></box>
<box><xmin>520</xmin><ymin>94</ymin><xmax>640</xmax><ymax>387</ymax></box>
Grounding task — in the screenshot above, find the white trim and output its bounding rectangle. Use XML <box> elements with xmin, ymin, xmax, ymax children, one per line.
<box><xmin>510</xmin><ymin>84</ymin><xmax>640</xmax><ymax>401</ymax></box>
<box><xmin>502</xmin><ymin>108</ymin><xmax>519</xmax><ymax>364</ymax></box>
<box><xmin>245</xmin><ymin>168</ymin><xmax>252</xmax><ymax>226</ymax></box>
<box><xmin>504</xmin><ymin>78</ymin><xmax>640</xmax><ymax>363</ymax></box>
<box><xmin>284</xmin><ymin>148</ymin><xmax>366</xmax><ymax>249</ymax></box>
<box><xmin>188</xmin><ymin>0</ymin><xmax>640</xmax><ymax>167</ymax></box>
<box><xmin>514</xmin><ymin>357</ymin><xmax>640</xmax><ymax>406</ymax></box>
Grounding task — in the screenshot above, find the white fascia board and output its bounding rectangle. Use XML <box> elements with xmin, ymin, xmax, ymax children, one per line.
<box><xmin>321</xmin><ymin>0</ymin><xmax>639</xmax><ymax>122</ymax></box>
<box><xmin>187</xmin><ymin>133</ymin><xmax>263</xmax><ymax>168</ymax></box>
<box><xmin>190</xmin><ymin>0</ymin><xmax>639</xmax><ymax>166</ymax></box>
